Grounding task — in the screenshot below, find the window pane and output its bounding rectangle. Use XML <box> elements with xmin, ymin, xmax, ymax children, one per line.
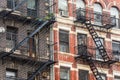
<box><xmin>110</xmin><ymin>7</ymin><xmax>119</xmax><ymax>28</ymax></box>
<box><xmin>94</xmin><ymin>3</ymin><xmax>102</xmax><ymax>25</ymax></box>
<box><xmin>112</xmin><ymin>41</ymin><xmax>120</xmax><ymax>61</ymax></box>
<box><xmin>79</xmin><ymin>70</ymin><xmax>89</xmax><ymax>80</ymax></box>
<box><xmin>76</xmin><ymin>0</ymin><xmax>85</xmax><ymax>9</ymax></box>
<box><xmin>100</xmin><ymin>73</ymin><xmax>106</xmax><ymax>80</ymax></box>
<box><xmin>96</xmin><ymin>38</ymin><xmax>104</xmax><ymax>59</ymax></box>
<box><xmin>27</xmin><ymin>0</ymin><xmax>36</xmax><ymax>9</ymax></box>
<box><xmin>6</xmin><ymin>69</ymin><xmax>17</xmax><ymax>80</ymax></box>
<box><xmin>58</xmin><ymin>0</ymin><xmax>68</xmax><ymax>11</ymax></box>
<box><xmin>77</xmin><ymin>33</ymin><xmax>87</xmax><ymax>45</ymax></box>
<box><xmin>7</xmin><ymin>0</ymin><xmax>17</xmax><ymax>9</ymax></box>
<box><xmin>114</xmin><ymin>76</ymin><xmax>120</xmax><ymax>80</ymax></box>
<box><xmin>59</xmin><ymin>30</ymin><xmax>69</xmax><ymax>52</ymax></box>
<box><xmin>60</xmin><ymin>68</ymin><xmax>70</xmax><ymax>80</ymax></box>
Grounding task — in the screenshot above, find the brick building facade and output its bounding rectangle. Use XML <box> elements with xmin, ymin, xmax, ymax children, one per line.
<box><xmin>0</xmin><ymin>0</ymin><xmax>120</xmax><ymax>80</ymax></box>
<box><xmin>54</xmin><ymin>0</ymin><xmax>120</xmax><ymax>80</ymax></box>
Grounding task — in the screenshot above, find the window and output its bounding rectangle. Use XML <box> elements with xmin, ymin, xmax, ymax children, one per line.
<box><xmin>77</xmin><ymin>33</ymin><xmax>87</xmax><ymax>55</ymax></box>
<box><xmin>94</xmin><ymin>3</ymin><xmax>102</xmax><ymax>25</ymax></box>
<box><xmin>77</xmin><ymin>33</ymin><xmax>87</xmax><ymax>45</ymax></box>
<box><xmin>59</xmin><ymin>30</ymin><xmax>69</xmax><ymax>52</ymax></box>
<box><xmin>76</xmin><ymin>0</ymin><xmax>85</xmax><ymax>17</ymax></box>
<box><xmin>60</xmin><ymin>67</ymin><xmax>70</xmax><ymax>80</ymax></box>
<box><xmin>114</xmin><ymin>76</ymin><xmax>120</xmax><ymax>80</ymax></box>
<box><xmin>112</xmin><ymin>41</ymin><xmax>120</xmax><ymax>61</ymax></box>
<box><xmin>76</xmin><ymin>0</ymin><xmax>85</xmax><ymax>9</ymax></box>
<box><xmin>58</xmin><ymin>0</ymin><xmax>68</xmax><ymax>17</ymax></box>
<box><xmin>27</xmin><ymin>0</ymin><xmax>38</xmax><ymax>17</ymax></box>
<box><xmin>100</xmin><ymin>73</ymin><xmax>106</xmax><ymax>80</ymax></box>
<box><xmin>27</xmin><ymin>32</ymin><xmax>38</xmax><ymax>57</ymax></box>
<box><xmin>79</xmin><ymin>70</ymin><xmax>89</xmax><ymax>80</ymax></box>
<box><xmin>110</xmin><ymin>7</ymin><xmax>119</xmax><ymax>28</ymax></box>
<box><xmin>6</xmin><ymin>26</ymin><xmax>18</xmax><ymax>48</ymax></box>
<box><xmin>7</xmin><ymin>0</ymin><xmax>17</xmax><ymax>9</ymax></box>
<box><xmin>96</xmin><ymin>38</ymin><xmax>104</xmax><ymax>60</ymax></box>
<box><xmin>6</xmin><ymin>69</ymin><xmax>17</xmax><ymax>80</ymax></box>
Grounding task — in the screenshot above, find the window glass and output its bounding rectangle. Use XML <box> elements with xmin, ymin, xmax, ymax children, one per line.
<box><xmin>6</xmin><ymin>27</ymin><xmax>18</xmax><ymax>48</ymax></box>
<box><xmin>6</xmin><ymin>69</ymin><xmax>17</xmax><ymax>80</ymax></box>
<box><xmin>76</xmin><ymin>0</ymin><xmax>85</xmax><ymax>9</ymax></box>
<box><xmin>94</xmin><ymin>3</ymin><xmax>102</xmax><ymax>25</ymax></box>
<box><xmin>79</xmin><ymin>70</ymin><xmax>89</xmax><ymax>80</ymax></box>
<box><xmin>112</xmin><ymin>41</ymin><xmax>120</xmax><ymax>61</ymax></box>
<box><xmin>100</xmin><ymin>73</ymin><xmax>106</xmax><ymax>80</ymax></box>
<box><xmin>7</xmin><ymin>0</ymin><xmax>17</xmax><ymax>9</ymax></box>
<box><xmin>60</xmin><ymin>67</ymin><xmax>70</xmax><ymax>80</ymax></box>
<box><xmin>114</xmin><ymin>76</ymin><xmax>120</xmax><ymax>80</ymax></box>
<box><xmin>27</xmin><ymin>0</ymin><xmax>36</xmax><ymax>9</ymax></box>
<box><xmin>110</xmin><ymin>7</ymin><xmax>119</xmax><ymax>28</ymax></box>
<box><xmin>96</xmin><ymin>38</ymin><xmax>104</xmax><ymax>60</ymax></box>
<box><xmin>59</xmin><ymin>30</ymin><xmax>69</xmax><ymax>52</ymax></box>
<box><xmin>58</xmin><ymin>0</ymin><xmax>68</xmax><ymax>11</ymax></box>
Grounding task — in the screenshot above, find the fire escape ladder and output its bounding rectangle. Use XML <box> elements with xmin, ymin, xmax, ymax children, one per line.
<box><xmin>85</xmin><ymin>23</ymin><xmax>110</xmax><ymax>62</ymax></box>
<box><xmin>86</xmin><ymin>55</ymin><xmax>103</xmax><ymax>80</ymax></box>
<box><xmin>75</xmin><ymin>45</ymin><xmax>103</xmax><ymax>80</ymax></box>
<box><xmin>27</xmin><ymin>60</ymin><xmax>56</xmax><ymax>80</ymax></box>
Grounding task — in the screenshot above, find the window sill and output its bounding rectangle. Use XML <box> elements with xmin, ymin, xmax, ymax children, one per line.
<box><xmin>59</xmin><ymin>51</ymin><xmax>75</xmax><ymax>56</ymax></box>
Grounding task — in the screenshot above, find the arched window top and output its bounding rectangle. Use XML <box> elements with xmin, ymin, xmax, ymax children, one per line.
<box><xmin>94</xmin><ymin>3</ymin><xmax>102</xmax><ymax>13</ymax></box>
<box><xmin>76</xmin><ymin>0</ymin><xmax>85</xmax><ymax>9</ymax></box>
<box><xmin>110</xmin><ymin>7</ymin><xmax>119</xmax><ymax>18</ymax></box>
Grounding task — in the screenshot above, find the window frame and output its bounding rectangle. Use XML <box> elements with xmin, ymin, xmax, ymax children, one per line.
<box><xmin>112</xmin><ymin>40</ymin><xmax>120</xmax><ymax>61</ymax></box>
<box><xmin>60</xmin><ymin>67</ymin><xmax>70</xmax><ymax>80</ymax></box>
<box><xmin>94</xmin><ymin>3</ymin><xmax>103</xmax><ymax>25</ymax></box>
<box><xmin>59</xmin><ymin>29</ymin><xmax>69</xmax><ymax>53</ymax></box>
<box><xmin>79</xmin><ymin>69</ymin><xmax>89</xmax><ymax>80</ymax></box>
<box><xmin>114</xmin><ymin>76</ymin><xmax>120</xmax><ymax>80</ymax></box>
<box><xmin>110</xmin><ymin>7</ymin><xmax>120</xmax><ymax>29</ymax></box>
<box><xmin>6</xmin><ymin>26</ymin><xmax>18</xmax><ymax>48</ymax></box>
<box><xmin>7</xmin><ymin>0</ymin><xmax>17</xmax><ymax>9</ymax></box>
<box><xmin>95</xmin><ymin>37</ymin><xmax>104</xmax><ymax>60</ymax></box>
<box><xmin>58</xmin><ymin>0</ymin><xmax>69</xmax><ymax>17</ymax></box>
<box><xmin>6</xmin><ymin>68</ymin><xmax>17</xmax><ymax>80</ymax></box>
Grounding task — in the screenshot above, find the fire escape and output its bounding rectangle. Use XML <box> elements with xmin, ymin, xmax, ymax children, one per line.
<box><xmin>0</xmin><ymin>0</ymin><xmax>56</xmax><ymax>80</ymax></box>
<box><xmin>75</xmin><ymin>8</ymin><xmax>117</xmax><ymax>80</ymax></box>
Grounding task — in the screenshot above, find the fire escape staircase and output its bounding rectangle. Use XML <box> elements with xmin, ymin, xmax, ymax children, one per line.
<box><xmin>75</xmin><ymin>8</ymin><xmax>117</xmax><ymax>80</ymax></box>
<box><xmin>0</xmin><ymin>0</ymin><xmax>56</xmax><ymax>80</ymax></box>
<box><xmin>76</xmin><ymin>45</ymin><xmax>103</xmax><ymax>80</ymax></box>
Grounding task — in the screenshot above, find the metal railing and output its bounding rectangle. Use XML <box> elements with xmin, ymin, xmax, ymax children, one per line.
<box><xmin>76</xmin><ymin>45</ymin><xmax>120</xmax><ymax>62</ymax></box>
<box><xmin>0</xmin><ymin>32</ymin><xmax>50</xmax><ymax>60</ymax></box>
<box><xmin>74</xmin><ymin>8</ymin><xmax>116</xmax><ymax>28</ymax></box>
<box><xmin>0</xmin><ymin>0</ymin><xmax>56</xmax><ymax>19</ymax></box>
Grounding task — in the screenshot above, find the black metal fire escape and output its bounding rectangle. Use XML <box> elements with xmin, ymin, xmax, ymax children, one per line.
<box><xmin>0</xmin><ymin>0</ymin><xmax>56</xmax><ymax>80</ymax></box>
<box><xmin>75</xmin><ymin>8</ymin><xmax>117</xmax><ymax>80</ymax></box>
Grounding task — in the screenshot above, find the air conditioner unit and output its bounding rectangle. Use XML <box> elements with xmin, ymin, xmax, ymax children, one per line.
<box><xmin>60</xmin><ymin>10</ymin><xmax>68</xmax><ymax>17</ymax></box>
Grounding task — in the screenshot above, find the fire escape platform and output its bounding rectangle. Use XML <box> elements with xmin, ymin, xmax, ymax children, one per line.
<box><xmin>0</xmin><ymin>8</ymin><xmax>32</xmax><ymax>21</ymax></box>
<box><xmin>0</xmin><ymin>51</ymin><xmax>50</xmax><ymax>65</ymax></box>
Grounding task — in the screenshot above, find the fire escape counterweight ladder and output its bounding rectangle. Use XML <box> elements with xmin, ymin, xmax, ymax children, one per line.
<box><xmin>85</xmin><ymin>22</ymin><xmax>110</xmax><ymax>62</ymax></box>
<box><xmin>86</xmin><ymin>56</ymin><xmax>103</xmax><ymax>80</ymax></box>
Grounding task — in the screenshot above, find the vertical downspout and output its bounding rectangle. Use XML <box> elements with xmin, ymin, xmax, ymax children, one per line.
<box><xmin>49</xmin><ymin>0</ymin><xmax>54</xmax><ymax>80</ymax></box>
